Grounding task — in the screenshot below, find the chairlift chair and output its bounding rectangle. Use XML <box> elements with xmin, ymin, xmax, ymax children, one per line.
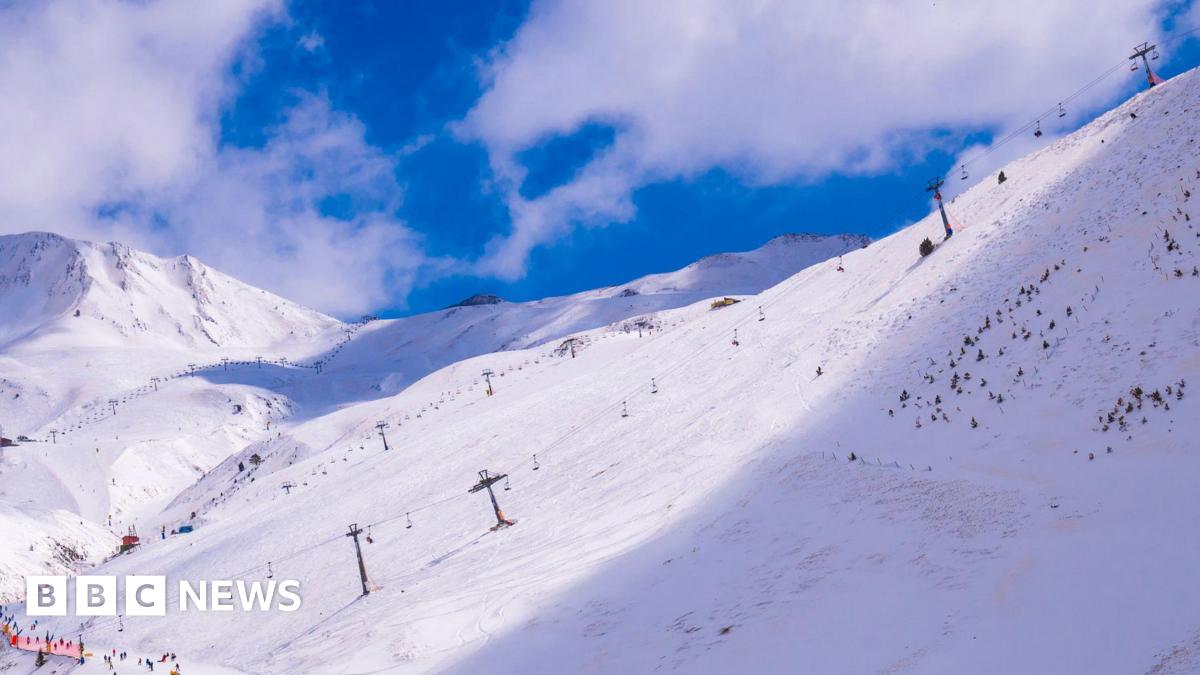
<box><xmin>1034</xmin><ymin>121</ymin><xmax>1043</xmax><ymax>137</ymax></box>
<box><xmin>1057</xmin><ymin>103</ymin><xmax>1066</xmax><ymax>118</ymax></box>
<box><xmin>1151</xmin><ymin>50</ymin><xmax>1160</xmax><ymax>61</ymax></box>
<box><xmin>960</xmin><ymin>164</ymin><xmax>968</xmax><ymax>180</ymax></box>
<box><xmin>1129</xmin><ymin>61</ymin><xmax>1139</xmax><ymax>71</ymax></box>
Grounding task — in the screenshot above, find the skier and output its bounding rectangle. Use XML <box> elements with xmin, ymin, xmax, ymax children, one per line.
<box><xmin>997</xmin><ymin>171</ymin><xmax>1007</xmax><ymax>184</ymax></box>
<box><xmin>815</xmin><ymin>366</ymin><xmax>823</xmax><ymax>377</ymax></box>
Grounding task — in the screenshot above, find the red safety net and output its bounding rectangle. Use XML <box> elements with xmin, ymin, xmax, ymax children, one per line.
<box><xmin>4</xmin><ymin>630</ymin><xmax>83</xmax><ymax>659</ymax></box>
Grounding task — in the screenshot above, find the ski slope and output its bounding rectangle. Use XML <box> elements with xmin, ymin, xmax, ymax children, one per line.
<box><xmin>0</xmin><ymin>231</ymin><xmax>860</xmax><ymax>608</ymax></box>
<box><xmin>301</xmin><ymin>232</ymin><xmax>869</xmax><ymax>407</ymax></box>
<box><xmin>4</xmin><ymin>68</ymin><xmax>1200</xmax><ymax>674</ymax></box>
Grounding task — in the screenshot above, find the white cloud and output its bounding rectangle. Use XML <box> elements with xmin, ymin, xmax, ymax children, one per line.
<box><xmin>132</xmin><ymin>95</ymin><xmax>443</xmax><ymax>316</ymax></box>
<box><xmin>0</xmin><ymin>0</ymin><xmax>426</xmax><ymax>316</ymax></box>
<box><xmin>462</xmin><ymin>0</ymin><xmax>1174</xmax><ymax>279</ymax></box>
<box><xmin>298</xmin><ymin>30</ymin><xmax>325</xmax><ymax>53</ymax></box>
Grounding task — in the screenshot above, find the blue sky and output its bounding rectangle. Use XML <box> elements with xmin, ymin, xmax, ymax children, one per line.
<box><xmin>228</xmin><ymin>0</ymin><xmax>1200</xmax><ymax>316</ymax></box>
<box><xmin>2</xmin><ymin>1</ymin><xmax>1198</xmax><ymax>318</ymax></box>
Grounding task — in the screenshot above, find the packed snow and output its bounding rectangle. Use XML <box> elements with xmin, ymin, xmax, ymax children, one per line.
<box><xmin>0</xmin><ymin>229</ymin><xmax>861</xmax><ymax>607</ymax></box>
<box><xmin>2</xmin><ymin>67</ymin><xmax>1200</xmax><ymax>675</ymax></box>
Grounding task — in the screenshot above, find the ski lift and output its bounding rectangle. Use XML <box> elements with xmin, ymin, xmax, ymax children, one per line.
<box><xmin>960</xmin><ymin>164</ymin><xmax>968</xmax><ymax>181</ymax></box>
<box><xmin>117</xmin><ymin>615</ymin><xmax>124</xmax><ymax>633</ymax></box>
<box><xmin>365</xmin><ymin>526</ymin><xmax>374</xmax><ymax>544</ymax></box>
<box><xmin>1129</xmin><ymin>61</ymin><xmax>1139</xmax><ymax>71</ymax></box>
<box><xmin>1034</xmin><ymin>121</ymin><xmax>1043</xmax><ymax>138</ymax></box>
<box><xmin>1057</xmin><ymin>103</ymin><xmax>1066</xmax><ymax>118</ymax></box>
<box><xmin>267</xmin><ymin>561</ymin><xmax>274</xmax><ymax>579</ymax></box>
<box><xmin>732</xmin><ymin>329</ymin><xmax>740</xmax><ymax>347</ymax></box>
<box><xmin>758</xmin><ymin>305</ymin><xmax>765</xmax><ymax>322</ymax></box>
<box><xmin>532</xmin><ymin>454</ymin><xmax>540</xmax><ymax>471</ymax></box>
<box><xmin>405</xmin><ymin>512</ymin><xmax>413</xmax><ymax>529</ymax></box>
<box><xmin>650</xmin><ymin>377</ymin><xmax>658</xmax><ymax>394</ymax></box>
<box><xmin>621</xmin><ymin>401</ymin><xmax>629</xmax><ymax>418</ymax></box>
<box><xmin>504</xmin><ymin>475</ymin><xmax>511</xmax><ymax>491</ymax></box>
<box><xmin>1151</xmin><ymin>50</ymin><xmax>1160</xmax><ymax>61</ymax></box>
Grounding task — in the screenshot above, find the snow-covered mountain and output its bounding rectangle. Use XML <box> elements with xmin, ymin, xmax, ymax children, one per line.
<box><xmin>5</xmin><ymin>66</ymin><xmax>1200</xmax><ymax>674</ymax></box>
<box><xmin>611</xmin><ymin>232</ymin><xmax>867</xmax><ymax>296</ymax></box>
<box><xmin>0</xmin><ymin>234</ymin><xmax>348</xmax><ymax>608</ymax></box>
<box><xmin>0</xmin><ymin>229</ymin><xmax>858</xmax><ymax>607</ymax></box>
<box><xmin>0</xmin><ymin>231</ymin><xmax>346</xmax><ymax>452</ymax></box>
<box><xmin>314</xmin><ymin>232</ymin><xmax>869</xmax><ymax>402</ymax></box>
<box><xmin>0</xmin><ymin>231</ymin><xmax>340</xmax><ymax>351</ymax></box>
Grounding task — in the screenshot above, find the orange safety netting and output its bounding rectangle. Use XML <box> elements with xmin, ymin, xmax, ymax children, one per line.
<box><xmin>2</xmin><ymin>624</ymin><xmax>83</xmax><ymax>659</ymax></box>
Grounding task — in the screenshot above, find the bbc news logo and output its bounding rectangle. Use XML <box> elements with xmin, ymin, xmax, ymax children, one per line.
<box><xmin>26</xmin><ymin>576</ymin><xmax>301</xmax><ymax>616</ymax></box>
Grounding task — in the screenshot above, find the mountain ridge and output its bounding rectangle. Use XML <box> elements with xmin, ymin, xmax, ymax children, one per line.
<box><xmin>0</xmin><ymin>231</ymin><xmax>341</xmax><ymax>352</ymax></box>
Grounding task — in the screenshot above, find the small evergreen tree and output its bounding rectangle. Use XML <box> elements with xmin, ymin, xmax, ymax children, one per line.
<box><xmin>919</xmin><ymin>237</ymin><xmax>935</xmax><ymax>257</ymax></box>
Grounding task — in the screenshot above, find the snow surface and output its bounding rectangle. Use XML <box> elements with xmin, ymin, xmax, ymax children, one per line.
<box><xmin>3</xmin><ymin>68</ymin><xmax>1200</xmax><ymax>674</ymax></box>
<box><xmin>0</xmin><ymin>228</ymin><xmax>859</xmax><ymax>612</ymax></box>
<box><xmin>305</xmin><ymin>232</ymin><xmax>870</xmax><ymax>409</ymax></box>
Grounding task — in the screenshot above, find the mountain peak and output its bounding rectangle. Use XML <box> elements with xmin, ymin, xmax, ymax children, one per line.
<box><xmin>762</xmin><ymin>232</ymin><xmax>871</xmax><ymax>249</ymax></box>
<box><xmin>449</xmin><ymin>293</ymin><xmax>507</xmax><ymax>307</ymax></box>
<box><xmin>0</xmin><ymin>231</ymin><xmax>339</xmax><ymax>351</ymax></box>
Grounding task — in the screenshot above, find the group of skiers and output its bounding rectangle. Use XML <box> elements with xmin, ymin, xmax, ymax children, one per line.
<box><xmin>1</xmin><ymin>612</ymin><xmax>80</xmax><ymax>658</ymax></box>
<box><xmin>3</xmin><ymin>605</ymin><xmax>183</xmax><ymax>673</ymax></box>
<box><xmin>100</xmin><ymin>649</ymin><xmax>182</xmax><ymax>673</ymax></box>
